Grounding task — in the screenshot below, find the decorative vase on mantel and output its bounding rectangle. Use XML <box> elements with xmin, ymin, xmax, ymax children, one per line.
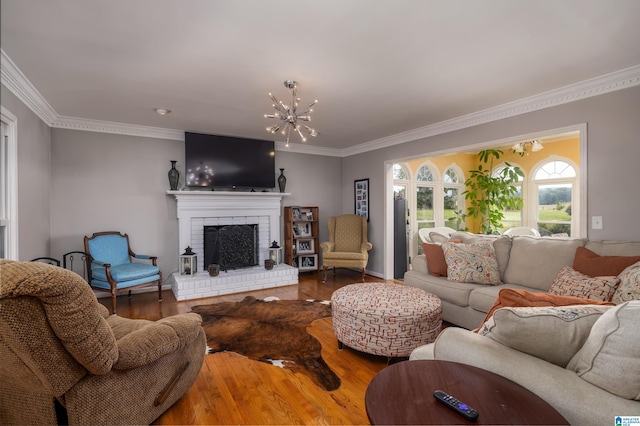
<box><xmin>277</xmin><ymin>168</ymin><xmax>287</xmax><ymax>193</ymax></box>
<box><xmin>168</xmin><ymin>160</ymin><xmax>180</xmax><ymax>190</ymax></box>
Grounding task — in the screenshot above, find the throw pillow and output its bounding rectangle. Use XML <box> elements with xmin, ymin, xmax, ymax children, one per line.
<box><xmin>612</xmin><ymin>261</ymin><xmax>640</xmax><ymax>304</ymax></box>
<box><xmin>422</xmin><ymin>243</ymin><xmax>448</xmax><ymax>277</ymax></box>
<box><xmin>478</xmin><ymin>288</ymin><xmax>615</xmax><ymax>329</ymax></box>
<box><xmin>422</xmin><ymin>238</ymin><xmax>462</xmax><ymax>277</ymax></box>
<box><xmin>448</xmin><ymin>233</ymin><xmax>512</xmax><ymax>281</ymax></box>
<box><xmin>549</xmin><ymin>266</ymin><xmax>620</xmax><ymax>301</ymax></box>
<box><xmin>443</xmin><ymin>241</ymin><xmax>501</xmax><ymax>285</ymax></box>
<box><xmin>478</xmin><ymin>304</ymin><xmax>612</xmax><ymax>367</ymax></box>
<box><xmin>429</xmin><ymin>232</ymin><xmax>449</xmax><ymax>243</ymax></box>
<box><xmin>572</xmin><ymin>246</ymin><xmax>640</xmax><ymax>277</ymax></box>
<box><xmin>567</xmin><ymin>301</ymin><xmax>640</xmax><ymax>400</ymax></box>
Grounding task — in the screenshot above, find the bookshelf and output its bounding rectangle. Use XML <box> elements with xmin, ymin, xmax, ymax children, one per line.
<box><xmin>284</xmin><ymin>206</ymin><xmax>320</xmax><ymax>272</ymax></box>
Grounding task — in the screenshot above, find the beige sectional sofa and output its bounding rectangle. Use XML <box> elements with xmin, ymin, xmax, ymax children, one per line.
<box><xmin>410</xmin><ymin>301</ymin><xmax>640</xmax><ymax>425</ymax></box>
<box><xmin>403</xmin><ymin>232</ymin><xmax>640</xmax><ymax>329</ymax></box>
<box><xmin>405</xmin><ymin>233</ymin><xmax>640</xmax><ymax>424</ymax></box>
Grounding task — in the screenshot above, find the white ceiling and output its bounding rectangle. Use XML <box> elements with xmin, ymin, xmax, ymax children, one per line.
<box><xmin>2</xmin><ymin>0</ymin><xmax>640</xmax><ymax>154</ymax></box>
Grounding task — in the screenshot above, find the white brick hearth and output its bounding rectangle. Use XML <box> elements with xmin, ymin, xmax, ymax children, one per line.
<box><xmin>171</xmin><ymin>264</ymin><xmax>298</xmax><ymax>301</ymax></box>
<box><xmin>166</xmin><ymin>190</ymin><xmax>297</xmax><ymax>300</ymax></box>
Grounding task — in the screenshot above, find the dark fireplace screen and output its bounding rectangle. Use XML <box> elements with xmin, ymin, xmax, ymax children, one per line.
<box><xmin>203</xmin><ymin>225</ymin><xmax>259</xmax><ymax>271</ymax></box>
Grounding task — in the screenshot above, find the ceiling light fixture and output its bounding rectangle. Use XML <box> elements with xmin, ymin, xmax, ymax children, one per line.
<box><xmin>154</xmin><ymin>108</ymin><xmax>171</xmax><ymax>115</ymax></box>
<box><xmin>512</xmin><ymin>140</ymin><xmax>544</xmax><ymax>156</ymax></box>
<box><xmin>264</xmin><ymin>80</ymin><xmax>318</xmax><ymax>147</ymax></box>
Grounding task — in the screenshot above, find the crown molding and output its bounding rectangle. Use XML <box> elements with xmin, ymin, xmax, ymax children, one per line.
<box><xmin>1</xmin><ymin>49</ymin><xmax>58</xmax><ymax>125</ymax></box>
<box><xmin>52</xmin><ymin>115</ymin><xmax>185</xmax><ymax>140</ymax></box>
<box><xmin>2</xmin><ymin>48</ymin><xmax>639</xmax><ymax>157</ymax></box>
<box><xmin>341</xmin><ymin>64</ymin><xmax>640</xmax><ymax>157</ymax></box>
<box><xmin>274</xmin><ymin>140</ymin><xmax>343</xmax><ymax>156</ymax></box>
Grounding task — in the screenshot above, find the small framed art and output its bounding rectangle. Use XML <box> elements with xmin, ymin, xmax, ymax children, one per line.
<box><xmin>293</xmin><ymin>222</ymin><xmax>312</xmax><ymax>237</ymax></box>
<box><xmin>296</xmin><ymin>239</ymin><xmax>314</xmax><ymax>254</ymax></box>
<box><xmin>354</xmin><ymin>178</ymin><xmax>369</xmax><ymax>221</ymax></box>
<box><xmin>299</xmin><ymin>254</ymin><xmax>317</xmax><ymax>270</ymax></box>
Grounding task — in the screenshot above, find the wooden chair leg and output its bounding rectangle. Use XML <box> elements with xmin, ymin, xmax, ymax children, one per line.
<box><xmin>361</xmin><ymin>268</ymin><xmax>366</xmax><ymax>282</ymax></box>
<box><xmin>111</xmin><ymin>291</ymin><xmax>117</xmax><ymax>315</ymax></box>
<box><xmin>322</xmin><ymin>266</ymin><xmax>328</xmax><ymax>283</ymax></box>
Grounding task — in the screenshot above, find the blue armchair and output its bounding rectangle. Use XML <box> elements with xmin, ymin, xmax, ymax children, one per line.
<box><xmin>84</xmin><ymin>231</ymin><xmax>162</xmax><ymax>315</ymax></box>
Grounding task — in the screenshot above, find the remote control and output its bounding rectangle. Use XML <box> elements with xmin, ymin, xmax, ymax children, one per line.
<box><xmin>433</xmin><ymin>390</ymin><xmax>479</xmax><ymax>421</ymax></box>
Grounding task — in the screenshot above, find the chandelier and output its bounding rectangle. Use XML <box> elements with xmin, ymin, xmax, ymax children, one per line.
<box><xmin>512</xmin><ymin>140</ymin><xmax>544</xmax><ymax>156</ymax></box>
<box><xmin>264</xmin><ymin>80</ymin><xmax>318</xmax><ymax>147</ymax></box>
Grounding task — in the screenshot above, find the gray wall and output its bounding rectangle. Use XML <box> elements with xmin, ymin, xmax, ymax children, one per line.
<box><xmin>1</xmin><ymin>84</ymin><xmax>51</xmax><ymax>261</ymax></box>
<box><xmin>343</xmin><ymin>85</ymin><xmax>640</xmax><ymax>277</ymax></box>
<box><xmin>49</xmin><ymin>129</ymin><xmax>343</xmax><ymax>282</ymax></box>
<box><xmin>5</xmin><ymin>81</ymin><xmax>640</xmax><ymax>281</ymax></box>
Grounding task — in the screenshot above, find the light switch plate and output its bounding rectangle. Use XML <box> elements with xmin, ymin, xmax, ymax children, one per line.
<box><xmin>592</xmin><ymin>216</ymin><xmax>603</xmax><ymax>230</ymax></box>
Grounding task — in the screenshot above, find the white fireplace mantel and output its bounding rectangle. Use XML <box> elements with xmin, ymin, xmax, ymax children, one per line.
<box><xmin>166</xmin><ymin>190</ymin><xmax>290</xmax><ymax>259</ymax></box>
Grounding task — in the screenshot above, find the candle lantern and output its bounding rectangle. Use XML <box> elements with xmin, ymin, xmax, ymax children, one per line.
<box><xmin>267</xmin><ymin>241</ymin><xmax>283</xmax><ymax>266</ymax></box>
<box><xmin>179</xmin><ymin>246</ymin><xmax>197</xmax><ymax>275</ymax></box>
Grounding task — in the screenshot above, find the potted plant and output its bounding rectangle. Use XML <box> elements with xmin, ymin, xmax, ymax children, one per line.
<box><xmin>459</xmin><ymin>149</ymin><xmax>524</xmax><ymax>234</ymax></box>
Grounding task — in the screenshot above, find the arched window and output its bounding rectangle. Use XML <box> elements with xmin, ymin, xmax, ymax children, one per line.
<box><xmin>531</xmin><ymin>159</ymin><xmax>577</xmax><ymax>237</ymax></box>
<box><xmin>415</xmin><ymin>164</ymin><xmax>437</xmax><ymax>234</ymax></box>
<box><xmin>443</xmin><ymin>165</ymin><xmax>464</xmax><ymax>229</ymax></box>
<box><xmin>493</xmin><ymin>163</ymin><xmax>524</xmax><ymax>232</ymax></box>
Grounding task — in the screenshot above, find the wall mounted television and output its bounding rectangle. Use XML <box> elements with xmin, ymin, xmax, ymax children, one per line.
<box><xmin>184</xmin><ymin>132</ymin><xmax>276</xmax><ymax>189</ymax></box>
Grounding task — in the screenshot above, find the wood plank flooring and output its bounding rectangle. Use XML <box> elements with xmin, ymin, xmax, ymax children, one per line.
<box><xmin>97</xmin><ymin>269</ymin><xmax>400</xmax><ymax>425</ymax></box>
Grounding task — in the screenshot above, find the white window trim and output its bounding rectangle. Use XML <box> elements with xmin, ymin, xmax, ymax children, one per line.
<box><xmin>1</xmin><ymin>106</ymin><xmax>19</xmax><ymax>260</ymax></box>
<box><xmin>529</xmin><ymin>156</ymin><xmax>580</xmax><ymax>237</ymax></box>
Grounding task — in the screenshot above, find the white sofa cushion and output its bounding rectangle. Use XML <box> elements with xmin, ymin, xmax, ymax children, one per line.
<box><xmin>477</xmin><ymin>305</ymin><xmax>611</xmax><ymax>367</ymax></box>
<box><xmin>584</xmin><ymin>240</ymin><xmax>640</xmax><ymax>256</ymax></box>
<box><xmin>502</xmin><ymin>236</ymin><xmax>586</xmax><ymax>291</ymax></box>
<box><xmin>567</xmin><ymin>301</ymin><xmax>640</xmax><ymax>400</ymax></box>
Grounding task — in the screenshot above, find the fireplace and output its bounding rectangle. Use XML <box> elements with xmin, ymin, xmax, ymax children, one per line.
<box><xmin>204</xmin><ymin>224</ymin><xmax>258</xmax><ymax>271</ymax></box>
<box><xmin>167</xmin><ymin>190</ymin><xmax>298</xmax><ymax>300</ymax></box>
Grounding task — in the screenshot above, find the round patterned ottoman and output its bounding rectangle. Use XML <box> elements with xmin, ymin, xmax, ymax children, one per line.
<box><xmin>331</xmin><ymin>282</ymin><xmax>442</xmax><ymax>358</ymax></box>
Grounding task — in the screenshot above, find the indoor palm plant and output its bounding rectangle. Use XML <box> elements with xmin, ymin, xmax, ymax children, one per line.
<box><xmin>460</xmin><ymin>149</ymin><xmax>524</xmax><ymax>234</ymax></box>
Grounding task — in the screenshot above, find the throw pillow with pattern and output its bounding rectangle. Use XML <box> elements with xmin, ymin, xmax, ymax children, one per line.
<box><xmin>612</xmin><ymin>261</ymin><xmax>640</xmax><ymax>304</ymax></box>
<box><xmin>549</xmin><ymin>266</ymin><xmax>619</xmax><ymax>302</ymax></box>
<box><xmin>443</xmin><ymin>241</ymin><xmax>501</xmax><ymax>285</ymax></box>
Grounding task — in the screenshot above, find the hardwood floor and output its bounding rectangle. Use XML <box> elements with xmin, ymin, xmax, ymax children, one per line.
<box><xmin>97</xmin><ymin>269</ymin><xmax>401</xmax><ymax>425</ymax></box>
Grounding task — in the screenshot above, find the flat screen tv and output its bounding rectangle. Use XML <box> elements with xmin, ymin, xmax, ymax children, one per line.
<box><xmin>184</xmin><ymin>132</ymin><xmax>275</xmax><ymax>189</ymax></box>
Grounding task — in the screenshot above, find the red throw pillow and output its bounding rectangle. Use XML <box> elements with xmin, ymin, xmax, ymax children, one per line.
<box><xmin>422</xmin><ymin>239</ymin><xmax>462</xmax><ymax>277</ymax></box>
<box><xmin>475</xmin><ymin>288</ymin><xmax>614</xmax><ymax>333</ymax></box>
<box><xmin>573</xmin><ymin>247</ymin><xmax>640</xmax><ymax>277</ymax></box>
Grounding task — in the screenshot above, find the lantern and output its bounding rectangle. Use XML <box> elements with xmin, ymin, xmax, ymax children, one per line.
<box><xmin>267</xmin><ymin>240</ymin><xmax>283</xmax><ymax>266</ymax></box>
<box><xmin>180</xmin><ymin>246</ymin><xmax>197</xmax><ymax>275</ymax></box>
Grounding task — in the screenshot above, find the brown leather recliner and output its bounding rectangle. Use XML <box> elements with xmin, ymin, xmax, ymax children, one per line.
<box><xmin>0</xmin><ymin>260</ymin><xmax>206</xmax><ymax>425</ymax></box>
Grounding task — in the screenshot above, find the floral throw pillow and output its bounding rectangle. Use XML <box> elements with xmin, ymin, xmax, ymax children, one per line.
<box><xmin>442</xmin><ymin>241</ymin><xmax>501</xmax><ymax>285</ymax></box>
<box><xmin>549</xmin><ymin>266</ymin><xmax>620</xmax><ymax>302</ymax></box>
<box><xmin>612</xmin><ymin>261</ymin><xmax>640</xmax><ymax>304</ymax></box>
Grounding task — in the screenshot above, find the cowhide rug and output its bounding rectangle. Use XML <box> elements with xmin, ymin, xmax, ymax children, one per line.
<box><xmin>190</xmin><ymin>296</ymin><xmax>341</xmax><ymax>391</ymax></box>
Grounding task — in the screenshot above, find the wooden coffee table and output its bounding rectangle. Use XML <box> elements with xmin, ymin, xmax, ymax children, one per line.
<box><xmin>365</xmin><ymin>360</ymin><xmax>569</xmax><ymax>425</ymax></box>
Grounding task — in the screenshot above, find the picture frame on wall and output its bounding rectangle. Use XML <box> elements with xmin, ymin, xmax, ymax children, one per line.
<box><xmin>354</xmin><ymin>178</ymin><xmax>369</xmax><ymax>221</ymax></box>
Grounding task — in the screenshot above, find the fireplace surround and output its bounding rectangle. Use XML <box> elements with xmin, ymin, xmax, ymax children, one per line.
<box><xmin>167</xmin><ymin>191</ymin><xmax>298</xmax><ymax>300</ymax></box>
